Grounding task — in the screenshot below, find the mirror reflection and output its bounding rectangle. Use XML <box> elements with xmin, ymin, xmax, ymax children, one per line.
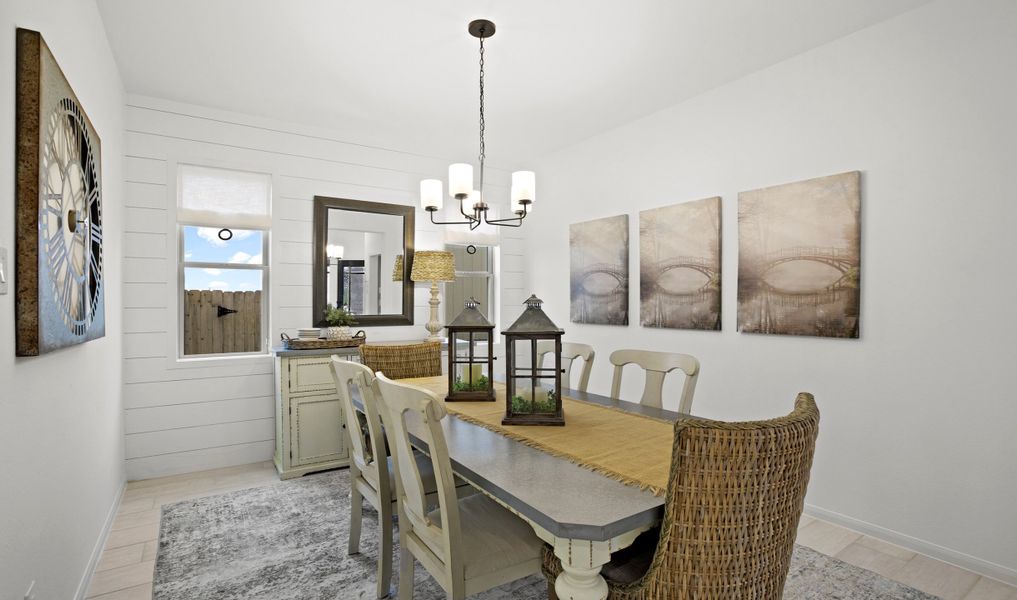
<box><xmin>324</xmin><ymin>209</ymin><xmax>404</xmax><ymax>316</ymax></box>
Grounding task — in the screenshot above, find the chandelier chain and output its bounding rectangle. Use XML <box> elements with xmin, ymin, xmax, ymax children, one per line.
<box><xmin>478</xmin><ymin>33</ymin><xmax>486</xmax><ymax>203</ymax></box>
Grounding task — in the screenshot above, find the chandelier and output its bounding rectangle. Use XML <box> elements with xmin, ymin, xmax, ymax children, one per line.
<box><xmin>420</xmin><ymin>19</ymin><xmax>534</xmax><ymax>230</ymax></box>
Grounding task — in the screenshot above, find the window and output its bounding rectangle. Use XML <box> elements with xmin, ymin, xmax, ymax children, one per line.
<box><xmin>444</xmin><ymin>244</ymin><xmax>494</xmax><ymax>324</ymax></box>
<box><xmin>178</xmin><ymin>165</ymin><xmax>270</xmax><ymax>357</ymax></box>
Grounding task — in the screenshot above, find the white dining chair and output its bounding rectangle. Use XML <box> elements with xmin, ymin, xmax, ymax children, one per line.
<box><xmin>535</xmin><ymin>341</ymin><xmax>596</xmax><ymax>392</ymax></box>
<box><xmin>374</xmin><ymin>373</ymin><xmax>544</xmax><ymax>600</ymax></box>
<box><xmin>330</xmin><ymin>357</ymin><xmax>440</xmax><ymax>599</ymax></box>
<box><xmin>608</xmin><ymin>349</ymin><xmax>700</xmax><ymax>413</ymax></box>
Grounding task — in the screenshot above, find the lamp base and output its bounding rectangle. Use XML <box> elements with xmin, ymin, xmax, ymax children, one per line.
<box><xmin>424</xmin><ymin>281</ymin><xmax>443</xmax><ymax>342</ymax></box>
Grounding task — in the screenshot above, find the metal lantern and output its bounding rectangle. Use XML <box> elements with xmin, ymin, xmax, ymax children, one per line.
<box><xmin>446</xmin><ymin>297</ymin><xmax>496</xmax><ymax>402</ymax></box>
<box><xmin>502</xmin><ymin>295</ymin><xmax>565</xmax><ymax>426</ymax></box>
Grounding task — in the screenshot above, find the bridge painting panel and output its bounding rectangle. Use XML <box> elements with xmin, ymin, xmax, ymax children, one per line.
<box><xmin>737</xmin><ymin>170</ymin><xmax>861</xmax><ymax>338</ymax></box>
<box><xmin>639</xmin><ymin>196</ymin><xmax>722</xmax><ymax>331</ymax></box>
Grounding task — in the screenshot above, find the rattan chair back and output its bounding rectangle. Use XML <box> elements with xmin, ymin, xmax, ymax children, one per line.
<box><xmin>360</xmin><ymin>341</ymin><xmax>442</xmax><ymax>379</ymax></box>
<box><xmin>594</xmin><ymin>393</ymin><xmax>819</xmax><ymax>600</ymax></box>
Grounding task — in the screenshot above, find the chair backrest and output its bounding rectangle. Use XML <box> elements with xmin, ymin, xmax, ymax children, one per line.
<box><xmin>535</xmin><ymin>341</ymin><xmax>596</xmax><ymax>392</ymax></box>
<box><xmin>374</xmin><ymin>373</ymin><xmax>463</xmax><ymax>581</ymax></box>
<box><xmin>609</xmin><ymin>349</ymin><xmax>700</xmax><ymax>413</ymax></box>
<box><xmin>641</xmin><ymin>393</ymin><xmax>820</xmax><ymax>598</ymax></box>
<box><xmin>360</xmin><ymin>341</ymin><xmax>442</xmax><ymax>379</ymax></box>
<box><xmin>329</xmin><ymin>358</ymin><xmax>389</xmax><ymax>492</ymax></box>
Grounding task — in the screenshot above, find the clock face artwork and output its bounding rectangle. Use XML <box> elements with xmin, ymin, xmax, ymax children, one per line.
<box><xmin>42</xmin><ymin>98</ymin><xmax>103</xmax><ymax>336</ymax></box>
<box><xmin>15</xmin><ymin>28</ymin><xmax>105</xmax><ymax>356</ymax></box>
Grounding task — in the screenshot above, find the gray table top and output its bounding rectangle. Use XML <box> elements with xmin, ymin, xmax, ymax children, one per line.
<box><xmin>372</xmin><ymin>384</ymin><xmax>685</xmax><ymax>541</ymax></box>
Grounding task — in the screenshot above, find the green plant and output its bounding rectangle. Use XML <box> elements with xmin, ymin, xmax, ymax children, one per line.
<box><xmin>452</xmin><ymin>374</ymin><xmax>490</xmax><ymax>392</ymax></box>
<box><xmin>322</xmin><ymin>303</ymin><xmax>356</xmax><ymax>327</ymax></box>
<box><xmin>511</xmin><ymin>394</ymin><xmax>557</xmax><ymax>414</ymax></box>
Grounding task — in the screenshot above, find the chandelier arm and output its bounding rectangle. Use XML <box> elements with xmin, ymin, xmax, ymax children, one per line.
<box><xmin>483</xmin><ymin>203</ymin><xmax>529</xmax><ymax>226</ymax></box>
<box><xmin>428</xmin><ymin>210</ymin><xmax>477</xmax><ymax>227</ymax></box>
<box><xmin>458</xmin><ymin>197</ymin><xmax>478</xmax><ymax>221</ymax></box>
<box><xmin>482</xmin><ymin>215</ymin><xmax>524</xmax><ymax>227</ymax></box>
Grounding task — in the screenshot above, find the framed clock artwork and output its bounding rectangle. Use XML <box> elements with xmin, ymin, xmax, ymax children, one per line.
<box><xmin>15</xmin><ymin>28</ymin><xmax>105</xmax><ymax>356</ymax></box>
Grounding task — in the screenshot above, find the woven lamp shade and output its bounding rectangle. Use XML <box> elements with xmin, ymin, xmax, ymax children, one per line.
<box><xmin>391</xmin><ymin>254</ymin><xmax>404</xmax><ymax>282</ymax></box>
<box><xmin>410</xmin><ymin>251</ymin><xmax>456</xmax><ymax>282</ymax></box>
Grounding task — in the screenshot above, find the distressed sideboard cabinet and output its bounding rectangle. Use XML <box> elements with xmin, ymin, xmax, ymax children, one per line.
<box><xmin>272</xmin><ymin>345</ymin><xmax>362</xmax><ymax>479</ymax></box>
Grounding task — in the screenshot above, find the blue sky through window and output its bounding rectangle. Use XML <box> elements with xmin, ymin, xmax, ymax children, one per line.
<box><xmin>184</xmin><ymin>268</ymin><xmax>262</xmax><ymax>292</ymax></box>
<box><xmin>183</xmin><ymin>226</ymin><xmax>264</xmax><ymax>292</ymax></box>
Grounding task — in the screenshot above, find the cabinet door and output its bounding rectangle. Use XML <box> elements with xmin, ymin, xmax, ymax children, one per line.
<box><xmin>290</xmin><ymin>394</ymin><xmax>346</xmax><ymax>467</ymax></box>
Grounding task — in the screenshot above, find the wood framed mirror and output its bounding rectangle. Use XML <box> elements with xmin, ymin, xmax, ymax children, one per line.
<box><xmin>312</xmin><ymin>196</ymin><xmax>415</xmax><ymax>327</ymax></box>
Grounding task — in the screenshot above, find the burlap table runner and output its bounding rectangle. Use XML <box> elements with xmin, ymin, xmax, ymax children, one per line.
<box><xmin>402</xmin><ymin>376</ymin><xmax>674</xmax><ymax>496</ymax></box>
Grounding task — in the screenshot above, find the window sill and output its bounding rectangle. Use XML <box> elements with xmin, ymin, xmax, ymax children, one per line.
<box><xmin>167</xmin><ymin>352</ymin><xmax>273</xmax><ymax>370</ymax></box>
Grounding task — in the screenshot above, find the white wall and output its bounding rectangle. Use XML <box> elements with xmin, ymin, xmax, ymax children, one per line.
<box><xmin>526</xmin><ymin>0</ymin><xmax>1017</xmax><ymax>584</ymax></box>
<box><xmin>0</xmin><ymin>1</ymin><xmax>126</xmax><ymax>599</ymax></box>
<box><xmin>121</xmin><ymin>95</ymin><xmax>526</xmax><ymax>480</ymax></box>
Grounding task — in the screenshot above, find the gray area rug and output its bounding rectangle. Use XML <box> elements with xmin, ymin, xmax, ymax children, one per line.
<box><xmin>153</xmin><ymin>470</ymin><xmax>939</xmax><ymax>600</ymax></box>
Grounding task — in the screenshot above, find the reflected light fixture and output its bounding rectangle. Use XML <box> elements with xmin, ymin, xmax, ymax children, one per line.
<box><xmin>421</xmin><ymin>19</ymin><xmax>534</xmax><ymax>230</ymax></box>
<box><xmin>326</xmin><ymin>244</ymin><xmax>344</xmax><ymax>260</ymax></box>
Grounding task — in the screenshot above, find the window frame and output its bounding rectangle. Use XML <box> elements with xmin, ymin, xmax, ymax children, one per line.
<box><xmin>174</xmin><ymin>163</ymin><xmax>272</xmax><ymax>361</ymax></box>
<box><xmin>444</xmin><ymin>243</ymin><xmax>497</xmax><ymax>326</ymax></box>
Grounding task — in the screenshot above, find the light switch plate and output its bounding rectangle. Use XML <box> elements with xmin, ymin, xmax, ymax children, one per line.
<box><xmin>0</xmin><ymin>247</ymin><xmax>8</xmax><ymax>295</ymax></box>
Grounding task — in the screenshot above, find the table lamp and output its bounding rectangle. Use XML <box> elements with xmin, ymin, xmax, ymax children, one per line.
<box><xmin>410</xmin><ymin>250</ymin><xmax>456</xmax><ymax>341</ymax></box>
<box><xmin>391</xmin><ymin>254</ymin><xmax>404</xmax><ymax>282</ymax></box>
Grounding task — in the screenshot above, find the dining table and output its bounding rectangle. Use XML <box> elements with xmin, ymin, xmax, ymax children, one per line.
<box><xmin>359</xmin><ymin>375</ymin><xmax>685</xmax><ymax>600</ymax></box>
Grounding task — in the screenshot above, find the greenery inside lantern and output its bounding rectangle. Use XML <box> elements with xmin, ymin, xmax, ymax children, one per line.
<box><xmin>445</xmin><ymin>297</ymin><xmax>495</xmax><ymax>402</ymax></box>
<box><xmin>501</xmin><ymin>295</ymin><xmax>565</xmax><ymax>426</ymax></box>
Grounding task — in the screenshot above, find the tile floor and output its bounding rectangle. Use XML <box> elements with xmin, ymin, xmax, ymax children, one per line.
<box><xmin>86</xmin><ymin>462</ymin><xmax>1017</xmax><ymax>600</ymax></box>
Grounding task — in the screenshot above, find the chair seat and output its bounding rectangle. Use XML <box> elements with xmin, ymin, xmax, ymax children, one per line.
<box><xmin>427</xmin><ymin>493</ymin><xmax>543</xmax><ymax>580</ymax></box>
<box><xmin>542</xmin><ymin>526</ymin><xmax>659</xmax><ymax>587</ymax></box>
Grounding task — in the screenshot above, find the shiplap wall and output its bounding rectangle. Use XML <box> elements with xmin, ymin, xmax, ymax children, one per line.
<box><xmin>122</xmin><ymin>95</ymin><xmax>526</xmax><ymax>480</ymax></box>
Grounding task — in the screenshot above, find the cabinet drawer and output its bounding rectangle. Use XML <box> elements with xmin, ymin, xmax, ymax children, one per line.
<box><xmin>288</xmin><ymin>357</ymin><xmax>337</xmax><ymax>394</ymax></box>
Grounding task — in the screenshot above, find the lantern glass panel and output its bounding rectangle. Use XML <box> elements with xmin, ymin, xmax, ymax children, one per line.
<box><xmin>506</xmin><ymin>337</ymin><xmax>560</xmax><ymax>416</ymax></box>
<box><xmin>509</xmin><ymin>378</ymin><xmax>558</xmax><ymax>414</ymax></box>
<box><xmin>451</xmin><ymin>330</ymin><xmax>490</xmax><ymax>392</ymax></box>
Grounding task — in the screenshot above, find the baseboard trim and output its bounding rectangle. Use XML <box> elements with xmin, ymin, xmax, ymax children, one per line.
<box><xmin>804</xmin><ymin>503</ymin><xmax>1017</xmax><ymax>587</ymax></box>
<box><xmin>75</xmin><ymin>478</ymin><xmax>127</xmax><ymax>600</ymax></box>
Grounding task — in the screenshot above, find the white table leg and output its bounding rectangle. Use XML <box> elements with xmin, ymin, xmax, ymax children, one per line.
<box><xmin>552</xmin><ymin>538</ymin><xmax>612</xmax><ymax>600</ymax></box>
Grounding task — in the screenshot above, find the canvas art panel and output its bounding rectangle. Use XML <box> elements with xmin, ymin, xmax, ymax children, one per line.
<box><xmin>737</xmin><ymin>171</ymin><xmax>861</xmax><ymax>338</ymax></box>
<box><xmin>570</xmin><ymin>215</ymin><xmax>629</xmax><ymax>326</ymax></box>
<box><xmin>640</xmin><ymin>197</ymin><xmax>721</xmax><ymax>330</ymax></box>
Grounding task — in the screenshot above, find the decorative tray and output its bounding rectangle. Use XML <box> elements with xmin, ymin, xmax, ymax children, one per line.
<box><xmin>280</xmin><ymin>331</ymin><xmax>366</xmax><ymax>350</ymax></box>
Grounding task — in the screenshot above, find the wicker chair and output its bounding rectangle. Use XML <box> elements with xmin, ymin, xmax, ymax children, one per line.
<box><xmin>360</xmin><ymin>341</ymin><xmax>442</xmax><ymax>380</ymax></box>
<box><xmin>543</xmin><ymin>393</ymin><xmax>820</xmax><ymax>600</ymax></box>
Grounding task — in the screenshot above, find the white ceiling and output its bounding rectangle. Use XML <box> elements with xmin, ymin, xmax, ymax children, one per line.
<box><xmin>96</xmin><ymin>0</ymin><xmax>929</xmax><ymax>165</ymax></box>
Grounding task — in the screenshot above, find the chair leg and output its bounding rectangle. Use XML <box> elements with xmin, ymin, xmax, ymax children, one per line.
<box><xmin>377</xmin><ymin>500</ymin><xmax>393</xmax><ymax>599</ymax></box>
<box><xmin>349</xmin><ymin>485</ymin><xmax>363</xmax><ymax>555</ymax></box>
<box><xmin>547</xmin><ymin>579</ymin><xmax>559</xmax><ymax>600</ymax></box>
<box><xmin>398</xmin><ymin>543</ymin><xmax>414</xmax><ymax>600</ymax></box>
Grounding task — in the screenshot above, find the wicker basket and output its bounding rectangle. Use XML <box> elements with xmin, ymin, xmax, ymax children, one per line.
<box><xmin>280</xmin><ymin>331</ymin><xmax>366</xmax><ymax>350</ymax></box>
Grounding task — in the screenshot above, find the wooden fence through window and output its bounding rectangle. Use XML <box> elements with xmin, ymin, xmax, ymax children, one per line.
<box><xmin>183</xmin><ymin>290</ymin><xmax>262</xmax><ymax>355</ymax></box>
